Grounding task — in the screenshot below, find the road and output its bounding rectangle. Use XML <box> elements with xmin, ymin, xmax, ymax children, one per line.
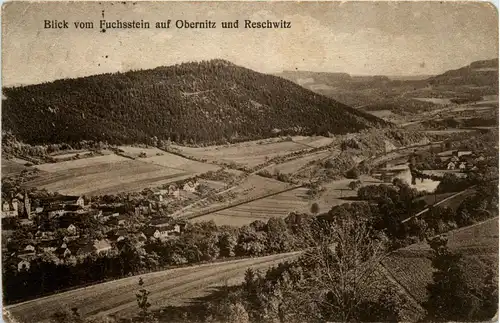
<box><xmin>4</xmin><ymin>252</ymin><xmax>301</xmax><ymax>323</ymax></box>
<box><xmin>5</xmin><ymin>240</ymin><xmax>428</xmax><ymax>323</ymax></box>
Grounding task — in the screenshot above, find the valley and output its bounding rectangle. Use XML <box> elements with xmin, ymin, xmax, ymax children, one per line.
<box><xmin>2</xmin><ymin>58</ymin><xmax>498</xmax><ymax>323</ymax></box>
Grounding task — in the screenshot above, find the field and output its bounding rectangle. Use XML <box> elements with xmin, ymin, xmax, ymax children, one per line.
<box><xmin>382</xmin><ymin>217</ymin><xmax>499</xmax><ymax>304</ymax></box>
<box><xmin>1</xmin><ymin>158</ymin><xmax>28</xmax><ymax>177</ymax></box>
<box><xmin>25</xmin><ymin>151</ymin><xmax>219</xmax><ymax>196</ymax></box>
<box><xmin>173</xmin><ymin>140</ymin><xmax>308</xmax><ymax>168</ymax></box>
<box><xmin>4</xmin><ymin>252</ymin><xmax>300</xmax><ymax>323</ymax></box>
<box><xmin>290</xmin><ymin>136</ymin><xmax>334</xmax><ymax>148</ymax></box>
<box><xmin>424</xmin><ymin>129</ymin><xmax>477</xmax><ymax>135</ymax></box>
<box><xmin>263</xmin><ymin>150</ymin><xmax>333</xmax><ymax>175</ymax></box>
<box><xmin>413</xmin><ymin>97</ymin><xmax>452</xmax><ymax>105</ymax></box>
<box><xmin>192</xmin><ymin>175</ymin><xmax>382</xmax><ymax>226</ymax></box>
<box><xmin>142</xmin><ymin>152</ymin><xmax>219</xmax><ymax>173</ymax></box>
<box><xmin>192</xmin><ymin>187</ymin><xmax>310</xmax><ymax>226</ymax></box>
<box><xmin>179</xmin><ymin>175</ymin><xmax>291</xmax><ymax>221</ymax></box>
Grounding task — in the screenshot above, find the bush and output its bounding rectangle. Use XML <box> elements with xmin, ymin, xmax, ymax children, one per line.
<box><xmin>345</xmin><ymin>167</ymin><xmax>360</xmax><ymax>179</ymax></box>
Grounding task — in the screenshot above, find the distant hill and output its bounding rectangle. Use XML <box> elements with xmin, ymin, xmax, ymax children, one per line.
<box><xmin>275</xmin><ymin>59</ymin><xmax>499</xmax><ymax>119</ymax></box>
<box><xmin>427</xmin><ymin>58</ymin><xmax>498</xmax><ymax>87</ymax></box>
<box><xmin>2</xmin><ymin>60</ymin><xmax>387</xmax><ymax>146</ymax></box>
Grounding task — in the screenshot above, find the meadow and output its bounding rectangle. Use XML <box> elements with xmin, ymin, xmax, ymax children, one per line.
<box><xmin>25</xmin><ymin>149</ymin><xmax>218</xmax><ymax>196</ymax></box>
<box><xmin>173</xmin><ymin>140</ymin><xmax>309</xmax><ymax>168</ymax></box>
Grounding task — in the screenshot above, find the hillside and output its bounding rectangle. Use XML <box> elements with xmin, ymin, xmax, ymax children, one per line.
<box><xmin>428</xmin><ymin>58</ymin><xmax>498</xmax><ymax>87</ymax></box>
<box><xmin>1</xmin><ymin>60</ymin><xmax>386</xmax><ymax>146</ymax></box>
<box><xmin>276</xmin><ymin>59</ymin><xmax>499</xmax><ymax>122</ymax></box>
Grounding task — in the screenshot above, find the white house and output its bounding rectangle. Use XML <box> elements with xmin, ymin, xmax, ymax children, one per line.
<box><xmin>447</xmin><ymin>161</ymin><xmax>456</xmax><ymax>170</ymax></box>
<box><xmin>183</xmin><ymin>181</ymin><xmax>199</xmax><ymax>193</ymax></box>
<box><xmin>459</xmin><ymin>162</ymin><xmax>466</xmax><ymax>170</ymax></box>
<box><xmin>18</xmin><ymin>260</ymin><xmax>31</xmax><ymax>272</ymax></box>
<box><xmin>24</xmin><ymin>245</ymin><xmax>35</xmax><ymax>253</ymax></box>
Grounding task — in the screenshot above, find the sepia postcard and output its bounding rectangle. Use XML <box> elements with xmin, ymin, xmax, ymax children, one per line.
<box><xmin>1</xmin><ymin>1</ymin><xmax>499</xmax><ymax>322</ymax></box>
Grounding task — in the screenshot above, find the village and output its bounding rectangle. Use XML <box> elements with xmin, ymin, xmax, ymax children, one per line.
<box><xmin>0</xmin><ymin>179</ymin><xmax>206</xmax><ymax>272</ymax></box>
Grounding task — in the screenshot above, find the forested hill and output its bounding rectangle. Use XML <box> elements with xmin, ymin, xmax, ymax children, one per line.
<box><xmin>2</xmin><ymin>59</ymin><xmax>387</xmax><ymax>146</ymax></box>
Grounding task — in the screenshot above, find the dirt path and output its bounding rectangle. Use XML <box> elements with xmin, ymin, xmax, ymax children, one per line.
<box><xmin>4</xmin><ymin>252</ymin><xmax>300</xmax><ymax>323</ymax></box>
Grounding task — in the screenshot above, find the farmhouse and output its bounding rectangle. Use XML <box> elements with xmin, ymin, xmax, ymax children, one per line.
<box><xmin>447</xmin><ymin>161</ymin><xmax>456</xmax><ymax>170</ymax></box>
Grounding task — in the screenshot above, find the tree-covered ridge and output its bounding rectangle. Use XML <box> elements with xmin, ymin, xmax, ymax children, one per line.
<box><xmin>2</xmin><ymin>59</ymin><xmax>387</xmax><ymax>146</ymax></box>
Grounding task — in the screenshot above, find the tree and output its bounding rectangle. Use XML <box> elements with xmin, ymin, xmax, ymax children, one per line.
<box><xmin>218</xmin><ymin>230</ymin><xmax>237</xmax><ymax>258</ymax></box>
<box><xmin>266</xmin><ymin>217</ymin><xmax>293</xmax><ymax>253</ymax></box>
<box><xmin>348</xmin><ymin>180</ymin><xmax>361</xmax><ymax>191</ymax></box>
<box><xmin>423</xmin><ymin>236</ymin><xmax>481</xmax><ymax>321</ymax></box>
<box><xmin>291</xmin><ymin>213</ymin><xmax>398</xmax><ymax>322</ymax></box>
<box><xmin>345</xmin><ymin>166</ymin><xmax>360</xmax><ymax>179</ymax></box>
<box><xmin>310</xmin><ymin>202</ymin><xmax>320</xmax><ymax>215</ymax></box>
<box><xmin>136</xmin><ymin>277</ymin><xmax>152</xmax><ymax>322</ymax></box>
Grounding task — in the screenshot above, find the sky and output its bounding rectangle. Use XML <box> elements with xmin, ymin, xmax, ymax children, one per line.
<box><xmin>2</xmin><ymin>1</ymin><xmax>498</xmax><ymax>86</ymax></box>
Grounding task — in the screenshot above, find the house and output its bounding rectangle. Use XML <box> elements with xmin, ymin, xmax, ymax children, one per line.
<box><xmin>117</xmin><ymin>214</ymin><xmax>129</xmax><ymax>226</ymax></box>
<box><xmin>38</xmin><ymin>240</ymin><xmax>59</xmax><ymax>253</ymax></box>
<box><xmin>94</xmin><ymin>239</ymin><xmax>112</xmax><ymax>255</ymax></box>
<box><xmin>39</xmin><ymin>195</ymin><xmax>85</xmax><ymax>208</ymax></box>
<box><xmin>168</xmin><ymin>185</ymin><xmax>181</xmax><ymax>198</ymax></box>
<box><xmin>78</xmin><ymin>239</ymin><xmax>112</xmax><ymax>256</ymax></box>
<box><xmin>19</xmin><ymin>244</ymin><xmax>36</xmax><ymax>257</ymax></box>
<box><xmin>2</xmin><ymin>199</ymin><xmax>19</xmax><ymax>218</ymax></box>
<box><xmin>35</xmin><ymin>230</ymin><xmax>54</xmax><ymax>241</ymax></box>
<box><xmin>135</xmin><ymin>232</ymin><xmax>147</xmax><ymax>245</ymax></box>
<box><xmin>3</xmin><ymin>201</ymin><xmax>10</xmax><ymax>212</ymax></box>
<box><xmin>91</xmin><ymin>209</ymin><xmax>103</xmax><ymax>220</ymax></box>
<box><xmin>56</xmin><ymin>247</ymin><xmax>72</xmax><ymax>258</ymax></box>
<box><xmin>17</xmin><ymin>259</ymin><xmax>31</xmax><ymax>272</ymax></box>
<box><xmin>458</xmin><ymin>162</ymin><xmax>466</xmax><ymax>170</ymax></box>
<box><xmin>447</xmin><ymin>161</ymin><xmax>456</xmax><ymax>170</ymax></box>
<box><xmin>64</xmin><ymin>204</ymin><xmax>85</xmax><ymax>213</ymax></box>
<box><xmin>67</xmin><ymin>224</ymin><xmax>77</xmax><ymax>235</ymax></box>
<box><xmin>101</xmin><ymin>211</ymin><xmax>119</xmax><ymax>222</ymax></box>
<box><xmin>183</xmin><ymin>181</ymin><xmax>199</xmax><ymax>193</ymax></box>
<box><xmin>113</xmin><ymin>229</ymin><xmax>128</xmax><ymax>242</ymax></box>
<box><xmin>457</xmin><ymin>151</ymin><xmax>473</xmax><ymax>158</ymax></box>
<box><xmin>47</xmin><ymin>206</ymin><xmax>66</xmax><ymax>218</ymax></box>
<box><xmin>475</xmin><ymin>156</ymin><xmax>486</xmax><ymax>162</ymax></box>
<box><xmin>144</xmin><ymin>221</ymin><xmax>184</xmax><ymax>241</ymax></box>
